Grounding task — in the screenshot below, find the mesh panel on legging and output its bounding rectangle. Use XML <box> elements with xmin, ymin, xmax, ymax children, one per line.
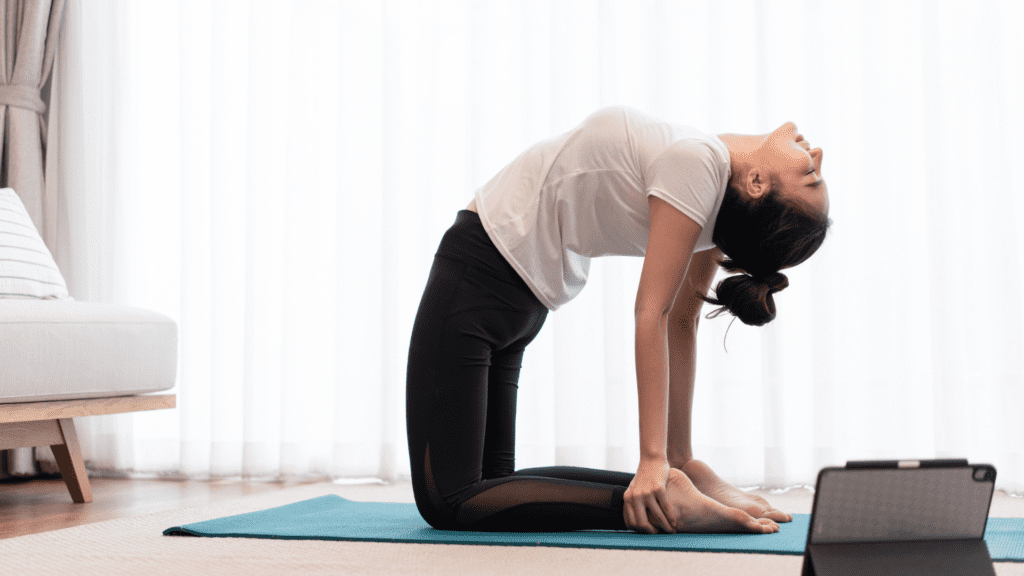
<box><xmin>424</xmin><ymin>443</ymin><xmax>629</xmax><ymax>532</ymax></box>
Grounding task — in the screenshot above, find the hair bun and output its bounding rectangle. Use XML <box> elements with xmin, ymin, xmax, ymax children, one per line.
<box><xmin>701</xmin><ymin>272</ymin><xmax>782</xmax><ymax>328</ymax></box>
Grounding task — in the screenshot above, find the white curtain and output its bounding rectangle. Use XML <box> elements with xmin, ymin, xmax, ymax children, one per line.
<box><xmin>43</xmin><ymin>0</ymin><xmax>1024</xmax><ymax>495</ymax></box>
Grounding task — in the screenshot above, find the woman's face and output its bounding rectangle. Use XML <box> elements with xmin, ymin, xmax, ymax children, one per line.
<box><xmin>758</xmin><ymin>121</ymin><xmax>829</xmax><ymax>216</ymax></box>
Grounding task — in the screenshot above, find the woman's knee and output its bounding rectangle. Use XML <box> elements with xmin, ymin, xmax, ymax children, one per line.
<box><xmin>415</xmin><ymin>501</ymin><xmax>452</xmax><ymax>530</ymax></box>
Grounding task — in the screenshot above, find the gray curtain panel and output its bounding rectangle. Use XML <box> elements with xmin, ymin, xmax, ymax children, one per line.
<box><xmin>0</xmin><ymin>0</ymin><xmax>67</xmax><ymax>481</ymax></box>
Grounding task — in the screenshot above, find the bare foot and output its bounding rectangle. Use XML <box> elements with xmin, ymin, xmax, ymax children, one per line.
<box><xmin>656</xmin><ymin>468</ymin><xmax>779</xmax><ymax>534</ymax></box>
<box><xmin>680</xmin><ymin>459</ymin><xmax>793</xmax><ymax>524</ymax></box>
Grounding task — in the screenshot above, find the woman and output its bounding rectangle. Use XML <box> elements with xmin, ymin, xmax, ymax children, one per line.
<box><xmin>405</xmin><ymin>105</ymin><xmax>832</xmax><ymax>534</ymax></box>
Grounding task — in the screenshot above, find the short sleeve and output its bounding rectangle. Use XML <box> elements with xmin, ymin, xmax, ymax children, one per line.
<box><xmin>643</xmin><ymin>140</ymin><xmax>721</xmax><ymax>228</ymax></box>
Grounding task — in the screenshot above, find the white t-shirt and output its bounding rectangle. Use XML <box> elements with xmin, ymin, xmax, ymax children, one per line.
<box><xmin>473</xmin><ymin>105</ymin><xmax>731</xmax><ymax>312</ymax></box>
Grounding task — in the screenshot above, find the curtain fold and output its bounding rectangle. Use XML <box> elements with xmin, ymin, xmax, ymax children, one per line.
<box><xmin>9</xmin><ymin>0</ymin><xmax>1024</xmax><ymax>496</ymax></box>
<box><xmin>0</xmin><ymin>0</ymin><xmax>66</xmax><ymax>481</ymax></box>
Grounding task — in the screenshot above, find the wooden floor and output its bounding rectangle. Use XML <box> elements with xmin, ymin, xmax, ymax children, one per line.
<box><xmin>0</xmin><ymin>475</ymin><xmax>325</xmax><ymax>540</ymax></box>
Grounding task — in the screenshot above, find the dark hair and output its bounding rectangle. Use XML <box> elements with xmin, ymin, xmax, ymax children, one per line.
<box><xmin>698</xmin><ymin>181</ymin><xmax>832</xmax><ymax>341</ymax></box>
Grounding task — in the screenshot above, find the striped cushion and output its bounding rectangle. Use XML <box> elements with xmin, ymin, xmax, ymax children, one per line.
<box><xmin>0</xmin><ymin>187</ymin><xmax>69</xmax><ymax>299</ymax></box>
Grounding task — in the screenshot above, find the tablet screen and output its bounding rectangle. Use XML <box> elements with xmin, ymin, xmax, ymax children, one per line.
<box><xmin>810</xmin><ymin>467</ymin><xmax>993</xmax><ymax>544</ymax></box>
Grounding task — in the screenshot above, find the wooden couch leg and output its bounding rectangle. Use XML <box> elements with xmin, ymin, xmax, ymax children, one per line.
<box><xmin>50</xmin><ymin>418</ymin><xmax>93</xmax><ymax>503</ymax></box>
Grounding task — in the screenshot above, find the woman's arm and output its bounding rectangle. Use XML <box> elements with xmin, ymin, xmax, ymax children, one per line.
<box><xmin>634</xmin><ymin>317</ymin><xmax>671</xmax><ymax>460</ymax></box>
<box><xmin>625</xmin><ymin>195</ymin><xmax>702</xmax><ymax>533</ymax></box>
<box><xmin>634</xmin><ymin>196</ymin><xmax>705</xmax><ymax>461</ymax></box>
<box><xmin>665</xmin><ymin>247</ymin><xmax>723</xmax><ymax>468</ymax></box>
<box><xmin>666</xmin><ymin>324</ymin><xmax>697</xmax><ymax>467</ymax></box>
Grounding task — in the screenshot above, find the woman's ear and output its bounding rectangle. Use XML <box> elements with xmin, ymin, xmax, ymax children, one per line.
<box><xmin>745</xmin><ymin>168</ymin><xmax>771</xmax><ymax>201</ymax></box>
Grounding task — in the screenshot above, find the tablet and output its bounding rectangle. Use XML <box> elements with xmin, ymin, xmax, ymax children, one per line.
<box><xmin>809</xmin><ymin>458</ymin><xmax>996</xmax><ymax>543</ymax></box>
<box><xmin>801</xmin><ymin>458</ymin><xmax>997</xmax><ymax>576</ymax></box>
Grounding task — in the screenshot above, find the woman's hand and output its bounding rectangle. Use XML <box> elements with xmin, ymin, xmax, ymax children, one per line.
<box><xmin>623</xmin><ymin>457</ymin><xmax>677</xmax><ymax>534</ymax></box>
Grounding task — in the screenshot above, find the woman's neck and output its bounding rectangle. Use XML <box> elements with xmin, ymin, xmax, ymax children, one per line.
<box><xmin>716</xmin><ymin>133</ymin><xmax>762</xmax><ymax>186</ymax></box>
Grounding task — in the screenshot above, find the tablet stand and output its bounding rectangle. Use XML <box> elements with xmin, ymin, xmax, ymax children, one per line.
<box><xmin>802</xmin><ymin>538</ymin><xmax>996</xmax><ymax>576</ymax></box>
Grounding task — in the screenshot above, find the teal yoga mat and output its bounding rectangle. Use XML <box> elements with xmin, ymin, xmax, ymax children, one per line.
<box><xmin>163</xmin><ymin>495</ymin><xmax>1024</xmax><ymax>560</ymax></box>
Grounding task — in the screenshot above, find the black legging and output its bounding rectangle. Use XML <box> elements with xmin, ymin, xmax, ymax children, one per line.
<box><xmin>406</xmin><ymin>209</ymin><xmax>632</xmax><ymax>532</ymax></box>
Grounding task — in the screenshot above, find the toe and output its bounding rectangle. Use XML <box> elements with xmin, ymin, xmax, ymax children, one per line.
<box><xmin>762</xmin><ymin>509</ymin><xmax>793</xmax><ymax>523</ymax></box>
<box><xmin>755</xmin><ymin>518</ymin><xmax>781</xmax><ymax>533</ymax></box>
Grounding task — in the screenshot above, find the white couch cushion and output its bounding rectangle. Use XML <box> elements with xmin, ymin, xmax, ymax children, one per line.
<box><xmin>0</xmin><ymin>187</ymin><xmax>70</xmax><ymax>300</ymax></box>
<box><xmin>0</xmin><ymin>300</ymin><xmax>176</xmax><ymax>403</ymax></box>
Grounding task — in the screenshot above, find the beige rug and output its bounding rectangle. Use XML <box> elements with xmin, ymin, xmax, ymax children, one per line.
<box><xmin>3</xmin><ymin>480</ymin><xmax>1024</xmax><ymax>575</ymax></box>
